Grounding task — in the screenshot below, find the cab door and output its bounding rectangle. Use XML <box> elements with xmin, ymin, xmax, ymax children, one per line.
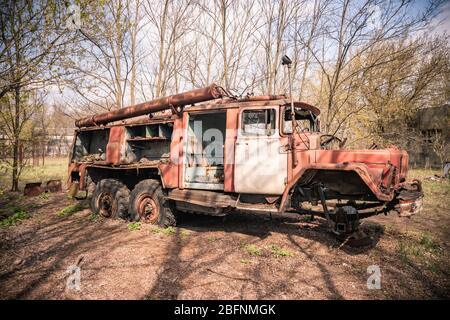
<box><xmin>234</xmin><ymin>107</ymin><xmax>287</xmax><ymax>195</ymax></box>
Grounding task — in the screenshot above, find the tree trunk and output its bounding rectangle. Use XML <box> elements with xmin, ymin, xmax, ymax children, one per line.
<box><xmin>42</xmin><ymin>139</ymin><xmax>45</xmax><ymax>166</ymax></box>
<box><xmin>221</xmin><ymin>0</ymin><xmax>228</xmax><ymax>88</ymax></box>
<box><xmin>11</xmin><ymin>85</ymin><xmax>20</xmax><ymax>191</ymax></box>
<box><xmin>130</xmin><ymin>0</ymin><xmax>140</xmax><ymax>105</ymax></box>
<box><xmin>156</xmin><ymin>0</ymin><xmax>169</xmax><ymax>97</ymax></box>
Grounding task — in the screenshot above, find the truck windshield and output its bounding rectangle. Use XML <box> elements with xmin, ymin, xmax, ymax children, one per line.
<box><xmin>282</xmin><ymin>107</ymin><xmax>316</xmax><ymax>134</ymax></box>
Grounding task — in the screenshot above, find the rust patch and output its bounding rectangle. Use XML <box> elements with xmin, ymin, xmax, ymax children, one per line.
<box><xmin>106</xmin><ymin>126</ymin><xmax>125</xmax><ymax>164</ymax></box>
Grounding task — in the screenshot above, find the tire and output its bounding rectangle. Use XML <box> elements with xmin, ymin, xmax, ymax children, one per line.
<box><xmin>90</xmin><ymin>179</ymin><xmax>130</xmax><ymax>219</ymax></box>
<box><xmin>128</xmin><ymin>179</ymin><xmax>176</xmax><ymax>227</ymax></box>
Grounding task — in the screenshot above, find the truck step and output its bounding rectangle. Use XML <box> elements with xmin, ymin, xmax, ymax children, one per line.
<box><xmin>166</xmin><ymin>189</ymin><xmax>237</xmax><ymax>208</ymax></box>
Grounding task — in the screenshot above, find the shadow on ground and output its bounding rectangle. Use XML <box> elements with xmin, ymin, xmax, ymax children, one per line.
<box><xmin>1</xmin><ymin>195</ymin><xmax>448</xmax><ymax>300</ymax></box>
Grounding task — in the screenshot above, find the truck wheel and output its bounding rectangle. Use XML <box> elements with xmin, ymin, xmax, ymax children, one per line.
<box><xmin>128</xmin><ymin>179</ymin><xmax>176</xmax><ymax>227</ymax></box>
<box><xmin>90</xmin><ymin>179</ymin><xmax>130</xmax><ymax>219</ymax></box>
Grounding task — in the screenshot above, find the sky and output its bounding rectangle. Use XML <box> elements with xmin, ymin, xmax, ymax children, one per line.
<box><xmin>431</xmin><ymin>0</ymin><xmax>450</xmax><ymax>36</ymax></box>
<box><xmin>416</xmin><ymin>0</ymin><xmax>450</xmax><ymax>37</ymax></box>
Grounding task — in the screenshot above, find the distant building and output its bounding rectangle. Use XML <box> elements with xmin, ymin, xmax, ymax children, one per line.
<box><xmin>0</xmin><ymin>128</ymin><xmax>74</xmax><ymax>163</ymax></box>
<box><xmin>409</xmin><ymin>104</ymin><xmax>450</xmax><ymax>168</ymax></box>
<box><xmin>44</xmin><ymin>127</ymin><xmax>74</xmax><ymax>157</ymax></box>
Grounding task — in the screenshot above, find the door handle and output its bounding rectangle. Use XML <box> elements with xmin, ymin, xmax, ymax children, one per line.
<box><xmin>279</xmin><ymin>144</ymin><xmax>290</xmax><ymax>153</ymax></box>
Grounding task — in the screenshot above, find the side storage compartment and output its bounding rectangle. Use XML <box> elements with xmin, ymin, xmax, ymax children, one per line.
<box><xmin>124</xmin><ymin>122</ymin><xmax>173</xmax><ymax>164</ymax></box>
<box><xmin>72</xmin><ymin>128</ymin><xmax>110</xmax><ymax>162</ymax></box>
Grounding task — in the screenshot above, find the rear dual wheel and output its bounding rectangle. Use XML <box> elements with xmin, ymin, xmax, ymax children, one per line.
<box><xmin>90</xmin><ymin>179</ymin><xmax>130</xmax><ymax>219</ymax></box>
<box><xmin>128</xmin><ymin>179</ymin><xmax>176</xmax><ymax>227</ymax></box>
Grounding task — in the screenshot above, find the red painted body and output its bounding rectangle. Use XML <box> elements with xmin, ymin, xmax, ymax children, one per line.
<box><xmin>68</xmin><ymin>86</ymin><xmax>422</xmax><ymax>224</ymax></box>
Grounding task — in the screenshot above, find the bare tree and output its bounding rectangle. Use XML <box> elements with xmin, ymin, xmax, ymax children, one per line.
<box><xmin>0</xmin><ymin>91</ymin><xmax>45</xmax><ymax>190</ymax></box>
<box><xmin>66</xmin><ymin>0</ymin><xmax>134</xmax><ymax>113</ymax></box>
<box><xmin>0</xmin><ymin>0</ymin><xmax>73</xmax><ymax>191</ymax></box>
<box><xmin>432</xmin><ymin>131</ymin><xmax>450</xmax><ymax>168</ymax></box>
<box><xmin>0</xmin><ymin>1</ymin><xmax>73</xmax><ymax>100</ymax></box>
<box><xmin>344</xmin><ymin>36</ymin><xmax>449</xmax><ymax>149</ymax></box>
<box><xmin>141</xmin><ymin>0</ymin><xmax>196</xmax><ymax>98</ymax></box>
<box><xmin>292</xmin><ymin>0</ymin><xmax>330</xmax><ymax>100</ymax></box>
<box><xmin>302</xmin><ymin>0</ymin><xmax>438</xmax><ymax>136</ymax></box>
<box><xmin>129</xmin><ymin>0</ymin><xmax>144</xmax><ymax>105</ymax></box>
<box><xmin>186</xmin><ymin>0</ymin><xmax>262</xmax><ymax>94</ymax></box>
<box><xmin>258</xmin><ymin>0</ymin><xmax>292</xmax><ymax>94</ymax></box>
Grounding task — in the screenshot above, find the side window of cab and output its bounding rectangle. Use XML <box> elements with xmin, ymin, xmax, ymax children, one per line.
<box><xmin>241</xmin><ymin>109</ymin><xmax>276</xmax><ymax>136</ymax></box>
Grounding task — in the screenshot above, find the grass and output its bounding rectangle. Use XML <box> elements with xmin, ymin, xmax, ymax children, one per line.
<box><xmin>269</xmin><ymin>244</ymin><xmax>293</xmax><ymax>257</ymax></box>
<box><xmin>418</xmin><ymin>233</ymin><xmax>440</xmax><ymax>251</ymax></box>
<box><xmin>0</xmin><ymin>210</ymin><xmax>30</xmax><ymax>227</ymax></box>
<box><xmin>180</xmin><ymin>229</ymin><xmax>191</xmax><ymax>237</ymax></box>
<box><xmin>207</xmin><ymin>236</ymin><xmax>218</xmax><ymax>242</ymax></box>
<box><xmin>0</xmin><ymin>157</ymin><xmax>67</xmax><ymax>192</ymax></box>
<box><xmin>38</xmin><ymin>192</ymin><xmax>50</xmax><ymax>200</ymax></box>
<box><xmin>151</xmin><ymin>226</ymin><xmax>175</xmax><ymax>235</ymax></box>
<box><xmin>128</xmin><ymin>222</ymin><xmax>142</xmax><ymax>231</ymax></box>
<box><xmin>57</xmin><ymin>203</ymin><xmax>85</xmax><ymax>217</ymax></box>
<box><xmin>150</xmin><ymin>226</ymin><xmax>191</xmax><ymax>237</ymax></box>
<box><xmin>380</xmin><ymin>169</ymin><xmax>450</xmax><ymax>276</ymax></box>
<box><xmin>0</xmin><ymin>203</ymin><xmax>35</xmax><ymax>214</ymax></box>
<box><xmin>409</xmin><ymin>168</ymin><xmax>450</xmax><ymax>201</ymax></box>
<box><xmin>88</xmin><ymin>213</ymin><xmax>99</xmax><ymax>221</ymax></box>
<box><xmin>243</xmin><ymin>244</ymin><xmax>263</xmax><ymax>256</ymax></box>
<box><xmin>397</xmin><ymin>231</ymin><xmax>444</xmax><ymax>274</ymax></box>
<box><xmin>240</xmin><ymin>259</ymin><xmax>252</xmax><ymax>265</ymax></box>
<box><xmin>242</xmin><ymin>243</ymin><xmax>294</xmax><ymax>257</ymax></box>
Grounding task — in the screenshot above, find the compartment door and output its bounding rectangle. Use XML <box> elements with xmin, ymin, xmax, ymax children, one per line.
<box><xmin>106</xmin><ymin>126</ymin><xmax>124</xmax><ymax>164</ymax></box>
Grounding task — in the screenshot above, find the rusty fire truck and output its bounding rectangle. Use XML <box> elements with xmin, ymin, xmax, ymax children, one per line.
<box><xmin>68</xmin><ymin>81</ymin><xmax>423</xmax><ymax>242</ymax></box>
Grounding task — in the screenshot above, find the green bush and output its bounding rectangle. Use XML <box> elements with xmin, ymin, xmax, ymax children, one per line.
<box><xmin>128</xmin><ymin>222</ymin><xmax>142</xmax><ymax>231</ymax></box>
<box><xmin>243</xmin><ymin>244</ymin><xmax>263</xmax><ymax>256</ymax></box>
<box><xmin>57</xmin><ymin>203</ymin><xmax>84</xmax><ymax>216</ymax></box>
<box><xmin>0</xmin><ymin>210</ymin><xmax>30</xmax><ymax>227</ymax></box>
<box><xmin>269</xmin><ymin>245</ymin><xmax>293</xmax><ymax>257</ymax></box>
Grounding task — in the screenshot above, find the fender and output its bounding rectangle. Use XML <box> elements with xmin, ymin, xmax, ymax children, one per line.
<box><xmin>67</xmin><ymin>163</ymin><xmax>89</xmax><ymax>190</ymax></box>
<box><xmin>278</xmin><ymin>162</ymin><xmax>393</xmax><ymax>213</ymax></box>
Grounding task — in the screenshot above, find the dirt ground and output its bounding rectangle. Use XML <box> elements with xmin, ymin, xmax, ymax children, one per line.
<box><xmin>0</xmin><ymin>170</ymin><xmax>449</xmax><ymax>300</ymax></box>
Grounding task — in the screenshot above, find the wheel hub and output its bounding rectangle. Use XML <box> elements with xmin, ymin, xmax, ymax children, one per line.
<box><xmin>98</xmin><ymin>192</ymin><xmax>113</xmax><ymax>217</ymax></box>
<box><xmin>136</xmin><ymin>194</ymin><xmax>159</xmax><ymax>223</ymax></box>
